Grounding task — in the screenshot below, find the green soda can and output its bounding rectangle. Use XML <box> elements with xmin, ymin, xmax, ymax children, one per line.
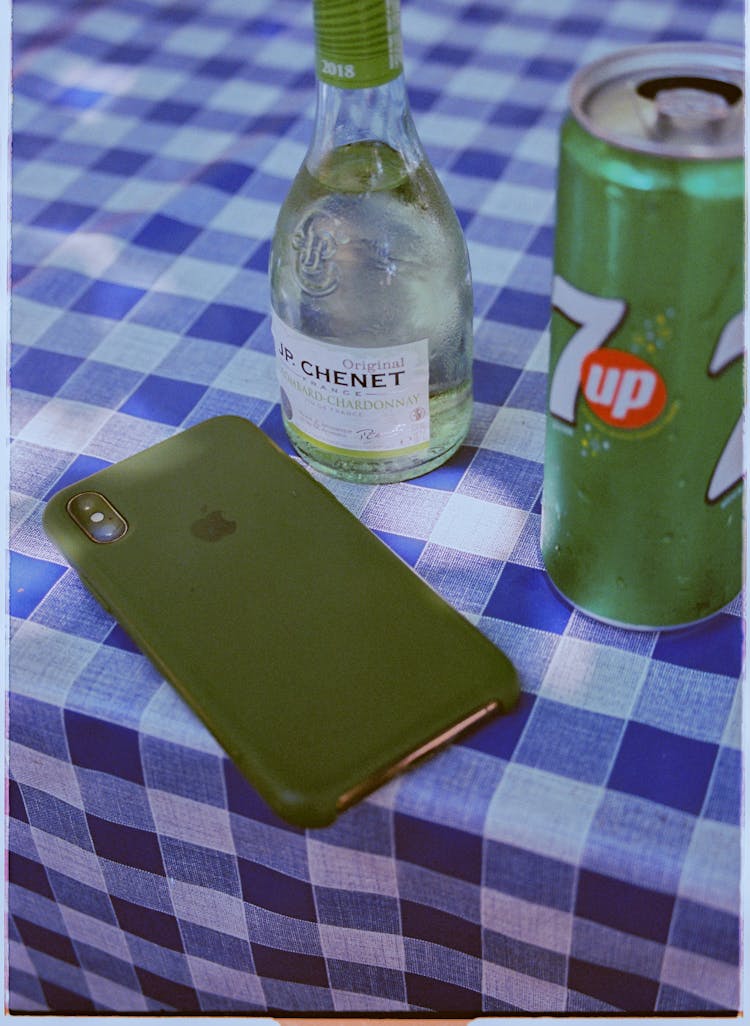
<box><xmin>541</xmin><ymin>44</ymin><xmax>744</xmax><ymax>629</ymax></box>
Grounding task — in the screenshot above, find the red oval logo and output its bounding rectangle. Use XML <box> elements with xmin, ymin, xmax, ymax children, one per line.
<box><xmin>581</xmin><ymin>349</ymin><xmax>667</xmax><ymax>429</ymax></box>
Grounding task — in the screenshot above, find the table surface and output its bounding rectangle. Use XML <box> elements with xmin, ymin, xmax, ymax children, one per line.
<box><xmin>8</xmin><ymin>0</ymin><xmax>744</xmax><ymax>1015</ymax></box>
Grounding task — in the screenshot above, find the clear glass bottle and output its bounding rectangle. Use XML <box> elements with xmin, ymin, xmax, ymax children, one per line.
<box><xmin>269</xmin><ymin>0</ymin><xmax>473</xmax><ymax>484</ymax></box>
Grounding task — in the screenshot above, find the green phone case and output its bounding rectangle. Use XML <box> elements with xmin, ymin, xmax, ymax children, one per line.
<box><xmin>43</xmin><ymin>416</ymin><xmax>519</xmax><ymax>827</ymax></box>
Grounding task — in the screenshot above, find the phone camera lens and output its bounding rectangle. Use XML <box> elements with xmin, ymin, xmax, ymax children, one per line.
<box><xmin>67</xmin><ymin>491</ymin><xmax>128</xmax><ymax>543</ymax></box>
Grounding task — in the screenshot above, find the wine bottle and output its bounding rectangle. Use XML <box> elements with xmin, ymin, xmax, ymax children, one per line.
<box><xmin>270</xmin><ymin>0</ymin><xmax>473</xmax><ymax>483</ymax></box>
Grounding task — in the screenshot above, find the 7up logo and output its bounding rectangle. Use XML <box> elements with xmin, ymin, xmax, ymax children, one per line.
<box><xmin>550</xmin><ymin>275</ymin><xmax>743</xmax><ymax>503</ymax></box>
<box><xmin>581</xmin><ymin>348</ymin><xmax>667</xmax><ymax>429</ymax></box>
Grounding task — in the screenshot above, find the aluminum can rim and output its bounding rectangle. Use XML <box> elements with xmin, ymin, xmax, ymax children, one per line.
<box><xmin>569</xmin><ymin>42</ymin><xmax>745</xmax><ymax>160</ymax></box>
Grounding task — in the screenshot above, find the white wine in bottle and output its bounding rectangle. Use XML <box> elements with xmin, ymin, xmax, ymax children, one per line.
<box><xmin>270</xmin><ymin>0</ymin><xmax>473</xmax><ymax>483</ymax></box>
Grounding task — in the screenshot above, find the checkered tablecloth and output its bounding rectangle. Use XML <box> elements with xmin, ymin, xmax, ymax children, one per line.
<box><xmin>8</xmin><ymin>0</ymin><xmax>744</xmax><ymax>1014</ymax></box>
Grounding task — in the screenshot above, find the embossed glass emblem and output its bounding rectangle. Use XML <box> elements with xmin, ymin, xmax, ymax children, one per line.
<box><xmin>292</xmin><ymin>213</ymin><xmax>340</xmax><ymax>296</ymax></box>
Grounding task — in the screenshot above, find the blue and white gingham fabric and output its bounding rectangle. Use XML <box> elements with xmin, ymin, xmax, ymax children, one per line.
<box><xmin>8</xmin><ymin>0</ymin><xmax>744</xmax><ymax>1014</ymax></box>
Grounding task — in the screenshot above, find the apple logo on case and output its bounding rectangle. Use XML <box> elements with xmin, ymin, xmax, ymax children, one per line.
<box><xmin>191</xmin><ymin>507</ymin><xmax>237</xmax><ymax>542</ymax></box>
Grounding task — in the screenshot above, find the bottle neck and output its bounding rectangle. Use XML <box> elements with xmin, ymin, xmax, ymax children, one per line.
<box><xmin>307</xmin><ymin>0</ymin><xmax>423</xmax><ymax>176</ymax></box>
<box><xmin>307</xmin><ymin>74</ymin><xmax>424</xmax><ymax>175</ymax></box>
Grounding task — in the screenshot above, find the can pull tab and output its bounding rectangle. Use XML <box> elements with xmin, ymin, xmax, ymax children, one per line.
<box><xmin>637</xmin><ymin>75</ymin><xmax>743</xmax><ymax>143</ymax></box>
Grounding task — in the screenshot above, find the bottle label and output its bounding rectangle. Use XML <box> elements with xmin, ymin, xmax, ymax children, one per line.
<box><xmin>272</xmin><ymin>312</ymin><xmax>430</xmax><ymax>456</ymax></box>
<box><xmin>313</xmin><ymin>0</ymin><xmax>403</xmax><ymax>89</ymax></box>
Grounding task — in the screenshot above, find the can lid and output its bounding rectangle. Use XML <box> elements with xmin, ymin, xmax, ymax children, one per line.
<box><xmin>570</xmin><ymin>43</ymin><xmax>744</xmax><ymax>159</ymax></box>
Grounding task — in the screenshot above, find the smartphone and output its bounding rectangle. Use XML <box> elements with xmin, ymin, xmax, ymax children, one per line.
<box><xmin>43</xmin><ymin>416</ymin><xmax>519</xmax><ymax>828</ymax></box>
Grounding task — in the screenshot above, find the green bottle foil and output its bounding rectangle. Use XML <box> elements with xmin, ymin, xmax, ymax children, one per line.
<box><xmin>313</xmin><ymin>0</ymin><xmax>403</xmax><ymax>89</ymax></box>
